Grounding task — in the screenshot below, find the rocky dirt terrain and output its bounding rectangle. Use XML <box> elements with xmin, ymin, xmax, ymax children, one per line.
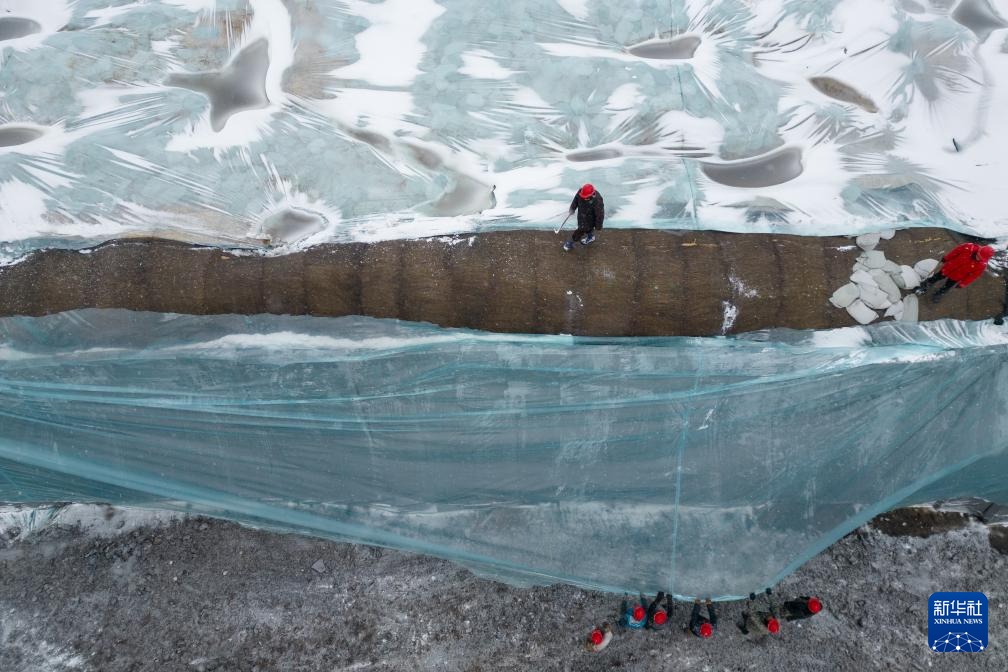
<box><xmin>0</xmin><ymin>504</ymin><xmax>1005</xmax><ymax>671</ymax></box>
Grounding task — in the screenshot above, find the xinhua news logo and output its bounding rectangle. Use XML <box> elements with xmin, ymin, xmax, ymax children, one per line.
<box><xmin>928</xmin><ymin>592</ymin><xmax>987</xmax><ymax>653</ymax></box>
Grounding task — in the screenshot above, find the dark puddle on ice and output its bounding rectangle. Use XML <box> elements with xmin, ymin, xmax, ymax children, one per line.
<box><xmin>423</xmin><ymin>175</ymin><xmax>495</xmax><ymax>217</ymax></box>
<box><xmin>406</xmin><ymin>143</ymin><xmax>445</xmax><ymax>170</ymax></box>
<box><xmin>0</xmin><ymin>126</ymin><xmax>43</xmax><ymax>148</ymax></box>
<box><xmin>0</xmin><ymin>17</ymin><xmax>41</xmax><ymax>42</ymax></box>
<box><xmin>567</xmin><ymin>147</ymin><xmax>623</xmax><ymax>162</ymax></box>
<box><xmin>701</xmin><ymin>146</ymin><xmax>803</xmax><ymax>188</ymax></box>
<box><xmin>952</xmin><ymin>0</ymin><xmax>1007</xmax><ymax>42</ymax></box>
<box><xmin>627</xmin><ymin>36</ymin><xmax>701</xmax><ymax>59</ymax></box>
<box><xmin>809</xmin><ymin>77</ymin><xmax>879</xmax><ymax>113</ymax></box>
<box><xmin>167</xmin><ymin>38</ymin><xmax>270</xmax><ymax>132</ymax></box>
<box><xmin>261</xmin><ymin>208</ymin><xmax>327</xmax><ymax>243</ymax></box>
<box><xmin>346</xmin><ymin>127</ymin><xmax>391</xmax><ymax>152</ymax></box>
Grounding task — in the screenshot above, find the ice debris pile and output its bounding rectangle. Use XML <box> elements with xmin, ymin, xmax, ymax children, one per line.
<box><xmin>829</xmin><ymin>232</ymin><xmax>941</xmax><ymax>325</ymax></box>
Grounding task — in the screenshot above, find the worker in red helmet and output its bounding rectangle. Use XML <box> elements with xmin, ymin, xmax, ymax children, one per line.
<box><xmin>689</xmin><ymin>598</ymin><xmax>718</xmax><ymax>638</ymax></box>
<box><xmin>584</xmin><ymin>622</ymin><xmax>613</xmax><ymax>652</ymax></box>
<box><xmin>621</xmin><ymin>595</ymin><xmax>648</xmax><ymax>630</ymax></box>
<box><xmin>738</xmin><ymin>589</ymin><xmax>781</xmax><ymax>637</ymax></box>
<box><xmin>645</xmin><ymin>592</ymin><xmax>672</xmax><ymax>630</ymax></box>
<box><xmin>915</xmin><ymin>242</ymin><xmax>995</xmax><ymax>303</ymax></box>
<box><xmin>782</xmin><ymin>595</ymin><xmax>823</xmax><ymax>621</ymax></box>
<box><xmin>563</xmin><ymin>183</ymin><xmax>605</xmax><ymax>252</ymax></box>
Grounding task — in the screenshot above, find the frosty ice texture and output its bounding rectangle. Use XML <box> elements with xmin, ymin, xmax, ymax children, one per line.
<box><xmin>1</xmin><ymin>311</ymin><xmax>1006</xmax><ymax>597</ymax></box>
<box><xmin>1</xmin><ymin>0</ymin><xmax>1007</xmax><ymax>253</ymax></box>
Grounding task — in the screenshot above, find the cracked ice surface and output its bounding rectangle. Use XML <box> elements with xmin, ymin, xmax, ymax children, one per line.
<box><xmin>1</xmin><ymin>0</ymin><xmax>1008</xmax><ymax>257</ymax></box>
<box><xmin>1</xmin><ymin>310</ymin><xmax>1007</xmax><ymax>595</ymax></box>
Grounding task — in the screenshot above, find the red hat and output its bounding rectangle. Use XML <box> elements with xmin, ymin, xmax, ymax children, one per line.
<box><xmin>590</xmin><ymin>629</ymin><xmax>604</xmax><ymax>646</ymax></box>
<box><xmin>979</xmin><ymin>246</ymin><xmax>995</xmax><ymax>262</ymax></box>
<box><xmin>808</xmin><ymin>597</ymin><xmax>822</xmax><ymax>614</ymax></box>
<box><xmin>579</xmin><ymin>183</ymin><xmax>595</xmax><ymax>199</ymax></box>
<box><xmin>632</xmin><ymin>605</ymin><xmax>646</xmax><ymax>622</ymax></box>
<box><xmin>699</xmin><ymin>622</ymin><xmax>713</xmax><ymax>638</ymax></box>
<box><xmin>767</xmin><ymin>617</ymin><xmax>781</xmax><ymax>634</ymax></box>
<box><xmin>653</xmin><ymin>610</ymin><xmax>667</xmax><ymax>626</ymax></box>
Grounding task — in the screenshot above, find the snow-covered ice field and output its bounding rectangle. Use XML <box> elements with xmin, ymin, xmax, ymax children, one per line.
<box><xmin>2</xmin><ymin>0</ymin><xmax>1008</xmax><ymax>259</ymax></box>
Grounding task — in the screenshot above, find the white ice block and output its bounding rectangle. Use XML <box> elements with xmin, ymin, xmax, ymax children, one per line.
<box><xmin>863</xmin><ymin>250</ymin><xmax>887</xmax><ymax>269</ymax></box>
<box><xmin>899</xmin><ymin>294</ymin><xmax>919</xmax><ymax>322</ymax></box>
<box><xmin>859</xmin><ymin>285</ymin><xmax>892</xmax><ymax>310</ymax></box>
<box><xmin>829</xmin><ymin>283</ymin><xmax>861</xmax><ymax>308</ymax></box>
<box><xmin>870</xmin><ymin>269</ymin><xmax>902</xmax><ymax>303</ymax></box>
<box><xmin>884</xmin><ymin>301</ymin><xmax>904</xmax><ymax>319</ymax></box>
<box><xmin>847</xmin><ymin>299</ymin><xmax>879</xmax><ymax>324</ymax></box>
<box><xmin>851</xmin><ymin>269</ymin><xmax>878</xmax><ymax>287</ymax></box>
<box><xmin>856</xmin><ymin>233</ymin><xmax>880</xmax><ymax>251</ymax></box>
<box><xmin>914</xmin><ymin>258</ymin><xmax>939</xmax><ymax>279</ymax></box>
<box><xmin>896</xmin><ymin>265</ymin><xmax>920</xmax><ymax>290</ymax></box>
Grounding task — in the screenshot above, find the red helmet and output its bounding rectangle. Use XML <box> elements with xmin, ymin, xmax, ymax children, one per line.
<box><xmin>767</xmin><ymin>617</ymin><xmax>781</xmax><ymax>634</ymax></box>
<box><xmin>978</xmin><ymin>246</ymin><xmax>995</xmax><ymax>262</ymax></box>
<box><xmin>808</xmin><ymin>597</ymin><xmax>822</xmax><ymax>614</ymax></box>
<box><xmin>632</xmin><ymin>605</ymin><xmax>646</xmax><ymax>622</ymax></box>
<box><xmin>653</xmin><ymin>610</ymin><xmax>667</xmax><ymax>626</ymax></box>
<box><xmin>590</xmin><ymin>629</ymin><xmax>604</xmax><ymax>646</ymax></box>
<box><xmin>699</xmin><ymin>622</ymin><xmax>713</xmax><ymax>638</ymax></box>
<box><xmin>579</xmin><ymin>183</ymin><xmax>595</xmax><ymax>199</ymax></box>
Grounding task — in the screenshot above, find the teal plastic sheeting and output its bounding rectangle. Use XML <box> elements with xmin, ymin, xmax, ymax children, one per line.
<box><xmin>1</xmin><ymin>310</ymin><xmax>1006</xmax><ymax>597</ymax></box>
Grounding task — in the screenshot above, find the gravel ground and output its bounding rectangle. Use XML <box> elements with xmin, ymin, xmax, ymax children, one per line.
<box><xmin>0</xmin><ymin>505</ymin><xmax>1005</xmax><ymax>671</ymax></box>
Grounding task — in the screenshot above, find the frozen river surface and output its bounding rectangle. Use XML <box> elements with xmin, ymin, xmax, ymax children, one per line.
<box><xmin>1</xmin><ymin>0</ymin><xmax>1007</xmax><ymax>255</ymax></box>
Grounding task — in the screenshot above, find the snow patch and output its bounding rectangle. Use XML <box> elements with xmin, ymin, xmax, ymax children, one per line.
<box><xmin>330</xmin><ymin>0</ymin><xmax>445</xmax><ymax>87</ymax></box>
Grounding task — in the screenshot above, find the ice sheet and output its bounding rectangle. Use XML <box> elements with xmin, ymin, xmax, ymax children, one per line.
<box><xmin>1</xmin><ymin>0</ymin><xmax>1007</xmax><ymax>255</ymax></box>
<box><xmin>1</xmin><ymin>310</ymin><xmax>1006</xmax><ymax>596</ymax></box>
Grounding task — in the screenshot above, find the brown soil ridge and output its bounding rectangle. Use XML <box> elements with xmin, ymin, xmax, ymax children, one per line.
<box><xmin>0</xmin><ymin>229</ymin><xmax>1003</xmax><ymax>336</ymax></box>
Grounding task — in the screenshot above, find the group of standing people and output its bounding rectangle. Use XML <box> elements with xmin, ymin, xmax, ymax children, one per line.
<box><xmin>584</xmin><ymin>590</ymin><xmax>823</xmax><ymax>652</ymax></box>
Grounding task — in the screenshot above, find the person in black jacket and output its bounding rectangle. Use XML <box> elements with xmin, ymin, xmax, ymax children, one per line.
<box><xmin>689</xmin><ymin>598</ymin><xmax>717</xmax><ymax>638</ymax></box>
<box><xmin>738</xmin><ymin>589</ymin><xmax>781</xmax><ymax>637</ymax></box>
<box><xmin>782</xmin><ymin>595</ymin><xmax>823</xmax><ymax>621</ymax></box>
<box><xmin>564</xmin><ymin>183</ymin><xmax>604</xmax><ymax>251</ymax></box>
<box><xmin>645</xmin><ymin>591</ymin><xmax>671</xmax><ymax>630</ymax></box>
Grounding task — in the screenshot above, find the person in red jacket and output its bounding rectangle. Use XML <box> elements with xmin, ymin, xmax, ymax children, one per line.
<box><xmin>915</xmin><ymin>242</ymin><xmax>995</xmax><ymax>303</ymax></box>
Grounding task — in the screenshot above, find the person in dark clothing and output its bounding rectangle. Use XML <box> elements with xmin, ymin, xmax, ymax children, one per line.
<box><xmin>782</xmin><ymin>595</ymin><xmax>823</xmax><ymax>621</ymax></box>
<box><xmin>564</xmin><ymin>183</ymin><xmax>604</xmax><ymax>251</ymax></box>
<box><xmin>689</xmin><ymin>598</ymin><xmax>717</xmax><ymax>638</ymax></box>
<box><xmin>645</xmin><ymin>591</ymin><xmax>671</xmax><ymax>630</ymax></box>
<box><xmin>738</xmin><ymin>589</ymin><xmax>781</xmax><ymax>636</ymax></box>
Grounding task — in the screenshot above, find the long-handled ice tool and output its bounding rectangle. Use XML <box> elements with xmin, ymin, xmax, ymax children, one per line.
<box><xmin>554</xmin><ymin>211</ymin><xmax>573</xmax><ymax>235</ymax></box>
